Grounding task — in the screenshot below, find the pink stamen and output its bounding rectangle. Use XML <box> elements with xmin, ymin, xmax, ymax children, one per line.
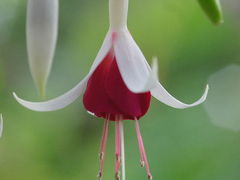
<box><xmin>115</xmin><ymin>118</ymin><xmax>121</xmax><ymax>179</ymax></box>
<box><xmin>98</xmin><ymin>116</ymin><xmax>110</xmax><ymax>180</ymax></box>
<box><xmin>135</xmin><ymin>118</ymin><xmax>153</xmax><ymax>180</ymax></box>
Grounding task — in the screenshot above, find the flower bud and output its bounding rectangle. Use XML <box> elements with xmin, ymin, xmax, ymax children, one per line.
<box><xmin>198</xmin><ymin>0</ymin><xmax>224</xmax><ymax>25</ymax></box>
<box><xmin>27</xmin><ymin>0</ymin><xmax>58</xmax><ymax>96</ymax></box>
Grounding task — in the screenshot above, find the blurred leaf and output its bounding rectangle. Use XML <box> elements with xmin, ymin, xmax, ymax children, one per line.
<box><xmin>198</xmin><ymin>0</ymin><xmax>224</xmax><ymax>25</ymax></box>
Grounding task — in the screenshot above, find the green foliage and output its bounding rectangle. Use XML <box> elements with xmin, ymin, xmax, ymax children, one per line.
<box><xmin>198</xmin><ymin>0</ymin><xmax>224</xmax><ymax>25</ymax></box>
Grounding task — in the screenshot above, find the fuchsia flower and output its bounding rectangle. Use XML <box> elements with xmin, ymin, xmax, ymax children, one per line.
<box><xmin>13</xmin><ymin>0</ymin><xmax>208</xmax><ymax>179</ymax></box>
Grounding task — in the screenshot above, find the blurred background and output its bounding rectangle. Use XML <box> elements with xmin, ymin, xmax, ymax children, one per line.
<box><xmin>0</xmin><ymin>0</ymin><xmax>240</xmax><ymax>179</ymax></box>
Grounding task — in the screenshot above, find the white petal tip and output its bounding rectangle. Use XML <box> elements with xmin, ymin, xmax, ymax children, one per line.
<box><xmin>13</xmin><ymin>92</ymin><xmax>34</xmax><ymax>111</ymax></box>
<box><xmin>37</xmin><ymin>82</ymin><xmax>46</xmax><ymax>98</ymax></box>
<box><xmin>199</xmin><ymin>84</ymin><xmax>209</xmax><ymax>103</ymax></box>
<box><xmin>13</xmin><ymin>92</ymin><xmax>24</xmax><ymax>107</ymax></box>
<box><xmin>13</xmin><ymin>92</ymin><xmax>52</xmax><ymax>112</ymax></box>
<box><xmin>152</xmin><ymin>56</ymin><xmax>158</xmax><ymax>63</ymax></box>
<box><xmin>183</xmin><ymin>84</ymin><xmax>209</xmax><ymax>108</ymax></box>
<box><xmin>203</xmin><ymin>84</ymin><xmax>210</xmax><ymax>100</ymax></box>
<box><xmin>179</xmin><ymin>84</ymin><xmax>209</xmax><ymax>109</ymax></box>
<box><xmin>0</xmin><ymin>114</ymin><xmax>3</xmax><ymax>138</ymax></box>
<box><xmin>87</xmin><ymin>111</ymin><xmax>96</xmax><ymax>117</ymax></box>
<box><xmin>13</xmin><ymin>77</ymin><xmax>87</xmax><ymax>112</ymax></box>
<box><xmin>13</xmin><ymin>92</ymin><xmax>17</xmax><ymax>99</ymax></box>
<box><xmin>151</xmin><ymin>83</ymin><xmax>209</xmax><ymax>109</ymax></box>
<box><xmin>12</xmin><ymin>92</ymin><xmax>62</xmax><ymax>112</ymax></box>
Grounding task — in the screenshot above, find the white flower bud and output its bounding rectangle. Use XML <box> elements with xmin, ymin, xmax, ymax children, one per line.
<box><xmin>27</xmin><ymin>0</ymin><xmax>58</xmax><ymax>96</ymax></box>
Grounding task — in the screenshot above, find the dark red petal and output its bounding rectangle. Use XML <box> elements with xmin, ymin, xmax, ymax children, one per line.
<box><xmin>83</xmin><ymin>51</ymin><xmax>151</xmax><ymax>121</ymax></box>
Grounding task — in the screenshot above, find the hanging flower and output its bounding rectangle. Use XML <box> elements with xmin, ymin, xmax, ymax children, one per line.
<box><xmin>27</xmin><ymin>0</ymin><xmax>59</xmax><ymax>96</ymax></box>
<box><xmin>14</xmin><ymin>0</ymin><xmax>208</xmax><ymax>179</ymax></box>
<box><xmin>0</xmin><ymin>114</ymin><xmax>3</xmax><ymax>138</ymax></box>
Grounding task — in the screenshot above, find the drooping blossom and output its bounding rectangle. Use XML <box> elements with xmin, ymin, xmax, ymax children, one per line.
<box><xmin>14</xmin><ymin>0</ymin><xmax>208</xmax><ymax>179</ymax></box>
<box><xmin>27</xmin><ymin>0</ymin><xmax>59</xmax><ymax>96</ymax></box>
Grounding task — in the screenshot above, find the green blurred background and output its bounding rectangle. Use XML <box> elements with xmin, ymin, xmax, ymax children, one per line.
<box><xmin>1</xmin><ymin>0</ymin><xmax>240</xmax><ymax>180</ymax></box>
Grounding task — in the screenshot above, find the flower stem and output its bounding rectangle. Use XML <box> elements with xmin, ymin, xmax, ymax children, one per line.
<box><xmin>109</xmin><ymin>0</ymin><xmax>129</xmax><ymax>31</ymax></box>
<box><xmin>120</xmin><ymin>120</ymin><xmax>125</xmax><ymax>180</ymax></box>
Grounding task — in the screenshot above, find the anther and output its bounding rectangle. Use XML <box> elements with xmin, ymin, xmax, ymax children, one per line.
<box><xmin>97</xmin><ymin>172</ymin><xmax>102</xmax><ymax>180</ymax></box>
<box><xmin>99</xmin><ymin>152</ymin><xmax>104</xmax><ymax>161</ymax></box>
<box><xmin>115</xmin><ymin>172</ymin><xmax>120</xmax><ymax>180</ymax></box>
<box><xmin>140</xmin><ymin>160</ymin><xmax>145</xmax><ymax>168</ymax></box>
<box><xmin>148</xmin><ymin>174</ymin><xmax>153</xmax><ymax>180</ymax></box>
<box><xmin>116</xmin><ymin>154</ymin><xmax>121</xmax><ymax>163</ymax></box>
<box><xmin>135</xmin><ymin>118</ymin><xmax>152</xmax><ymax>179</ymax></box>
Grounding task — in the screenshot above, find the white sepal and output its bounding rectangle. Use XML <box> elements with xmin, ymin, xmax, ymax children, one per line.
<box><xmin>13</xmin><ymin>78</ymin><xmax>88</xmax><ymax>112</ymax></box>
<box><xmin>13</xmin><ymin>33</ymin><xmax>112</xmax><ymax>112</ymax></box>
<box><xmin>114</xmin><ymin>30</ymin><xmax>156</xmax><ymax>93</ymax></box>
<box><xmin>0</xmin><ymin>114</ymin><xmax>3</xmax><ymax>138</ymax></box>
<box><xmin>151</xmin><ymin>83</ymin><xmax>209</xmax><ymax>109</ymax></box>
<box><xmin>89</xmin><ymin>32</ymin><xmax>112</xmax><ymax>73</ymax></box>
<box><xmin>27</xmin><ymin>0</ymin><xmax>59</xmax><ymax>96</ymax></box>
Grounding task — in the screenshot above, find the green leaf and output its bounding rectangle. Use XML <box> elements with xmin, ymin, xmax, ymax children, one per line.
<box><xmin>198</xmin><ymin>0</ymin><xmax>224</xmax><ymax>25</ymax></box>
